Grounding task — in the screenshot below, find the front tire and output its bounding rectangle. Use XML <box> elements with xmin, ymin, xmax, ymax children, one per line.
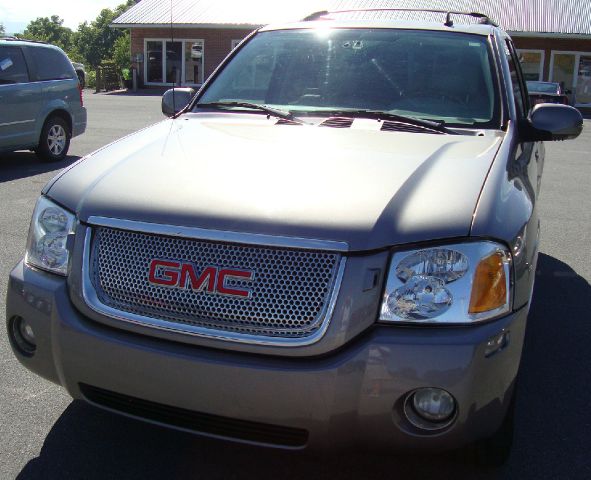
<box><xmin>36</xmin><ymin>116</ymin><xmax>71</xmax><ymax>162</ymax></box>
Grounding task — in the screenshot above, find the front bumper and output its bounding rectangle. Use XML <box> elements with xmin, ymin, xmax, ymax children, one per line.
<box><xmin>6</xmin><ymin>260</ymin><xmax>527</xmax><ymax>451</ymax></box>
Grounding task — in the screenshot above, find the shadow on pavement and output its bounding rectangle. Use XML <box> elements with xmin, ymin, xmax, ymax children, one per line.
<box><xmin>15</xmin><ymin>253</ymin><xmax>591</xmax><ymax>480</ymax></box>
<box><xmin>0</xmin><ymin>152</ymin><xmax>80</xmax><ymax>183</ymax></box>
<box><xmin>511</xmin><ymin>252</ymin><xmax>591</xmax><ymax>478</ymax></box>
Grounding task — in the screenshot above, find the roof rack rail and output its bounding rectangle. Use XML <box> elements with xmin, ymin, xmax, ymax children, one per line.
<box><xmin>302</xmin><ymin>9</ymin><xmax>499</xmax><ymax>28</ymax></box>
<box><xmin>0</xmin><ymin>36</ymin><xmax>49</xmax><ymax>45</ymax></box>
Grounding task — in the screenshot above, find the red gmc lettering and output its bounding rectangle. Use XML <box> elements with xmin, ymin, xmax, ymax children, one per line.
<box><xmin>148</xmin><ymin>260</ymin><xmax>253</xmax><ymax>298</ymax></box>
<box><xmin>148</xmin><ymin>260</ymin><xmax>181</xmax><ymax>286</ymax></box>
<box><xmin>217</xmin><ymin>269</ymin><xmax>253</xmax><ymax>297</ymax></box>
<box><xmin>180</xmin><ymin>264</ymin><xmax>216</xmax><ymax>293</ymax></box>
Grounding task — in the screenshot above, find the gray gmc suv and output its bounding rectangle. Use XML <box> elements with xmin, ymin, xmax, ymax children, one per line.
<box><xmin>5</xmin><ymin>10</ymin><xmax>583</xmax><ymax>466</ymax></box>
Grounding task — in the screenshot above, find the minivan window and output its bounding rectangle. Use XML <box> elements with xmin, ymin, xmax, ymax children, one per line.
<box><xmin>197</xmin><ymin>29</ymin><xmax>501</xmax><ymax>128</ymax></box>
<box><xmin>0</xmin><ymin>47</ymin><xmax>29</xmax><ymax>84</ymax></box>
<box><xmin>28</xmin><ymin>47</ymin><xmax>74</xmax><ymax>82</ymax></box>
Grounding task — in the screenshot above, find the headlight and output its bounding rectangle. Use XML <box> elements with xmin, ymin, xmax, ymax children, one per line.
<box><xmin>380</xmin><ymin>241</ymin><xmax>511</xmax><ymax>324</ymax></box>
<box><xmin>25</xmin><ymin>196</ymin><xmax>76</xmax><ymax>276</ymax></box>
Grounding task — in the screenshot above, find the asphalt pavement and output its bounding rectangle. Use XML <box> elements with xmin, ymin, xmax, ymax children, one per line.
<box><xmin>0</xmin><ymin>92</ymin><xmax>590</xmax><ymax>479</ymax></box>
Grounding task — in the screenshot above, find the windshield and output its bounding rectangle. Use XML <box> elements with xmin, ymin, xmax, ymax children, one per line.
<box><xmin>196</xmin><ymin>28</ymin><xmax>500</xmax><ymax>128</ymax></box>
<box><xmin>527</xmin><ymin>81</ymin><xmax>560</xmax><ymax>94</ymax></box>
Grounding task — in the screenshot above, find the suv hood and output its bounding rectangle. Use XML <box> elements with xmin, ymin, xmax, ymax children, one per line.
<box><xmin>47</xmin><ymin>114</ymin><xmax>502</xmax><ymax>251</ymax></box>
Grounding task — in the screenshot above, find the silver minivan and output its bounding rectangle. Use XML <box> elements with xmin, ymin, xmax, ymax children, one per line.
<box><xmin>0</xmin><ymin>38</ymin><xmax>87</xmax><ymax>161</ymax></box>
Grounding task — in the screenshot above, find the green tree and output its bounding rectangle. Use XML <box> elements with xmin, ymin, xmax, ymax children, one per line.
<box><xmin>113</xmin><ymin>31</ymin><xmax>131</xmax><ymax>72</ymax></box>
<box><xmin>75</xmin><ymin>0</ymin><xmax>135</xmax><ymax>68</ymax></box>
<box><xmin>75</xmin><ymin>22</ymin><xmax>102</xmax><ymax>68</ymax></box>
<box><xmin>0</xmin><ymin>22</ymin><xmax>5</xmax><ymax>36</ymax></box>
<box><xmin>21</xmin><ymin>16</ymin><xmax>73</xmax><ymax>51</ymax></box>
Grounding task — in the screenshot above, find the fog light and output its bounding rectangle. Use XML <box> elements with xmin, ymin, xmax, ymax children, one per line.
<box><xmin>402</xmin><ymin>388</ymin><xmax>457</xmax><ymax>431</ymax></box>
<box><xmin>19</xmin><ymin>320</ymin><xmax>36</xmax><ymax>344</ymax></box>
<box><xmin>9</xmin><ymin>316</ymin><xmax>36</xmax><ymax>355</ymax></box>
<box><xmin>412</xmin><ymin>388</ymin><xmax>455</xmax><ymax>422</ymax></box>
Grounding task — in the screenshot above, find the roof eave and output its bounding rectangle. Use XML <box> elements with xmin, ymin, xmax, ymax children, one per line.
<box><xmin>111</xmin><ymin>23</ymin><xmax>262</xmax><ymax>29</ymax></box>
<box><xmin>109</xmin><ymin>24</ymin><xmax>591</xmax><ymax>38</ymax></box>
<box><xmin>508</xmin><ymin>31</ymin><xmax>591</xmax><ymax>39</ymax></box>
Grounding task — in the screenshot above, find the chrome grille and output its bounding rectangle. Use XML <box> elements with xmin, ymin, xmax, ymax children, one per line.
<box><xmin>89</xmin><ymin>227</ymin><xmax>341</xmax><ymax>339</ymax></box>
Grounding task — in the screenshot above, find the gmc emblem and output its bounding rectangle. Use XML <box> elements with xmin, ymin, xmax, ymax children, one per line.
<box><xmin>148</xmin><ymin>259</ymin><xmax>254</xmax><ymax>298</ymax></box>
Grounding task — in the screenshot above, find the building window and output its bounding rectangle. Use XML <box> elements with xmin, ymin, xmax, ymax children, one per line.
<box><xmin>550</xmin><ymin>51</ymin><xmax>591</xmax><ymax>106</ymax></box>
<box><xmin>576</xmin><ymin>55</ymin><xmax>591</xmax><ymax>104</ymax></box>
<box><xmin>517</xmin><ymin>50</ymin><xmax>544</xmax><ymax>81</ymax></box>
<box><xmin>144</xmin><ymin>39</ymin><xmax>204</xmax><ymax>86</ymax></box>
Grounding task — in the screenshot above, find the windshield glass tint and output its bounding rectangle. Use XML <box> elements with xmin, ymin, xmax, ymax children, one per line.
<box><xmin>197</xmin><ymin>28</ymin><xmax>500</xmax><ymax>127</ymax></box>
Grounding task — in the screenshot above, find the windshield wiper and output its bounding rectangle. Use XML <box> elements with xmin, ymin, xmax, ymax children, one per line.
<box><xmin>196</xmin><ymin>101</ymin><xmax>305</xmax><ymax>124</ymax></box>
<box><xmin>306</xmin><ymin>109</ymin><xmax>456</xmax><ymax>134</ymax></box>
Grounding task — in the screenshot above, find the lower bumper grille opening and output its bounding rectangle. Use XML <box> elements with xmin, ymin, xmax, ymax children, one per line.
<box><xmin>79</xmin><ymin>384</ymin><xmax>309</xmax><ymax>448</ymax></box>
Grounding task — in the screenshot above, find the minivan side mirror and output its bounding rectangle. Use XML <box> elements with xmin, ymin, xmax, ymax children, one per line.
<box><xmin>162</xmin><ymin>88</ymin><xmax>196</xmax><ymax>116</ymax></box>
<box><xmin>524</xmin><ymin>103</ymin><xmax>583</xmax><ymax>142</ymax></box>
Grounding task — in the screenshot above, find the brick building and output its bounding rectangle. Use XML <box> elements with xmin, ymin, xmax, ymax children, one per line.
<box><xmin>112</xmin><ymin>0</ymin><xmax>591</xmax><ymax>107</ymax></box>
<box><xmin>112</xmin><ymin>0</ymin><xmax>321</xmax><ymax>89</ymax></box>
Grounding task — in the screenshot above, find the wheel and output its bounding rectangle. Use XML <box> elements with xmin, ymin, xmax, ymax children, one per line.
<box><xmin>36</xmin><ymin>116</ymin><xmax>71</xmax><ymax>162</ymax></box>
<box><xmin>474</xmin><ymin>388</ymin><xmax>516</xmax><ymax>468</ymax></box>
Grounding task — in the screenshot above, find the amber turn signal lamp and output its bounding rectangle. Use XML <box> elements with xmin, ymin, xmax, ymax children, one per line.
<box><xmin>469</xmin><ymin>252</ymin><xmax>507</xmax><ymax>314</ymax></box>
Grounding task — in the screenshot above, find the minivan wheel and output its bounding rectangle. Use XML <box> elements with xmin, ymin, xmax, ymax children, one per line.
<box><xmin>36</xmin><ymin>116</ymin><xmax>71</xmax><ymax>162</ymax></box>
<box><xmin>474</xmin><ymin>389</ymin><xmax>516</xmax><ymax>468</ymax></box>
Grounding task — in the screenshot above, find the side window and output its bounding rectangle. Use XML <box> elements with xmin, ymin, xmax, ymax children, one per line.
<box><xmin>28</xmin><ymin>47</ymin><xmax>74</xmax><ymax>81</ymax></box>
<box><xmin>505</xmin><ymin>40</ymin><xmax>528</xmax><ymax>117</ymax></box>
<box><xmin>0</xmin><ymin>46</ymin><xmax>30</xmax><ymax>84</ymax></box>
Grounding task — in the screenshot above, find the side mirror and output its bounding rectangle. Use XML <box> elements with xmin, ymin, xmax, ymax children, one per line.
<box><xmin>161</xmin><ymin>88</ymin><xmax>196</xmax><ymax>116</ymax></box>
<box><xmin>524</xmin><ymin>104</ymin><xmax>583</xmax><ymax>141</ymax></box>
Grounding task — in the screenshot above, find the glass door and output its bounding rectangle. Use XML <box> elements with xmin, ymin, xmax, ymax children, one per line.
<box><xmin>576</xmin><ymin>55</ymin><xmax>591</xmax><ymax>105</ymax></box>
<box><xmin>166</xmin><ymin>41</ymin><xmax>183</xmax><ymax>85</ymax></box>
<box><xmin>185</xmin><ymin>41</ymin><xmax>203</xmax><ymax>85</ymax></box>
<box><xmin>145</xmin><ymin>39</ymin><xmax>203</xmax><ymax>86</ymax></box>
<box><xmin>146</xmin><ymin>41</ymin><xmax>163</xmax><ymax>83</ymax></box>
<box><xmin>551</xmin><ymin>53</ymin><xmax>576</xmax><ymax>93</ymax></box>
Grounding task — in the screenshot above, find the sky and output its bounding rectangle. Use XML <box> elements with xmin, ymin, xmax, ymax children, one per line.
<box><xmin>1</xmin><ymin>0</ymin><xmax>126</xmax><ymax>34</ymax></box>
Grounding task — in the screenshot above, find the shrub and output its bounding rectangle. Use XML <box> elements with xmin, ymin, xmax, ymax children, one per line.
<box><xmin>86</xmin><ymin>70</ymin><xmax>96</xmax><ymax>89</ymax></box>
